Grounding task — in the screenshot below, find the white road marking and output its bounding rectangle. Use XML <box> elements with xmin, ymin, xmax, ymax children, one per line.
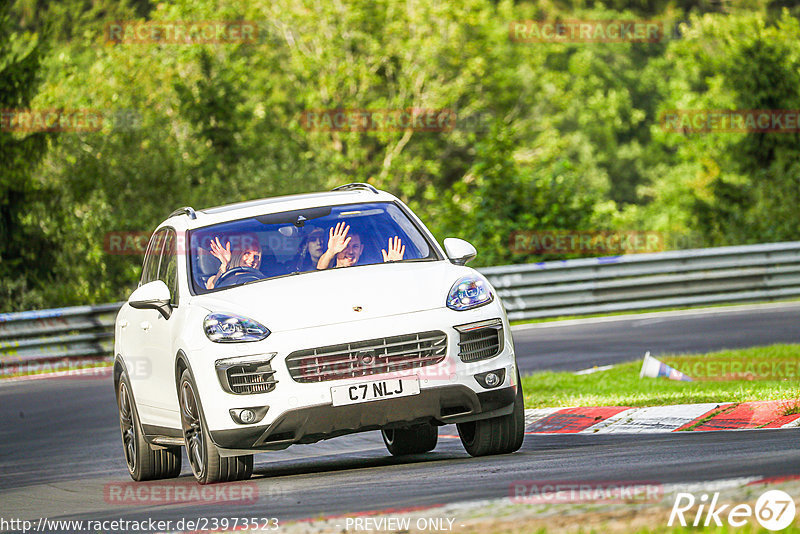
<box><xmin>523</xmin><ymin>407</ymin><xmax>561</xmax><ymax>429</ymax></box>
<box><xmin>580</xmin><ymin>403</ymin><xmax>724</xmax><ymax>434</ymax></box>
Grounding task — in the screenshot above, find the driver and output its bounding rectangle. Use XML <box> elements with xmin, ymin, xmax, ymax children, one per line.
<box><xmin>205</xmin><ymin>235</ymin><xmax>262</xmax><ymax>289</ymax></box>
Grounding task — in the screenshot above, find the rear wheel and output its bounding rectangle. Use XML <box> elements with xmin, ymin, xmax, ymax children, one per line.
<box><xmin>179</xmin><ymin>370</ymin><xmax>253</xmax><ymax>484</ymax></box>
<box><xmin>381</xmin><ymin>422</ymin><xmax>438</xmax><ymax>456</ymax></box>
<box><xmin>457</xmin><ymin>375</ymin><xmax>525</xmax><ymax>457</ymax></box>
<box><xmin>117</xmin><ymin>374</ymin><xmax>181</xmax><ymax>481</ymax></box>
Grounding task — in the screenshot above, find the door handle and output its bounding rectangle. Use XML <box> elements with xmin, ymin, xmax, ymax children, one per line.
<box><xmin>140</xmin><ymin>321</ymin><xmax>151</xmax><ymax>332</ymax></box>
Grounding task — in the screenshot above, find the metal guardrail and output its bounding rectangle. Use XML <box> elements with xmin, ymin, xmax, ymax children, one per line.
<box><xmin>479</xmin><ymin>241</ymin><xmax>800</xmax><ymax>321</ymax></box>
<box><xmin>0</xmin><ymin>303</ymin><xmax>122</xmax><ymax>376</ymax></box>
<box><xmin>3</xmin><ymin>241</ymin><xmax>800</xmax><ymax>375</ymax></box>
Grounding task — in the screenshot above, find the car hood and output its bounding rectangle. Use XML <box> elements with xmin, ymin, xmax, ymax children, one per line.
<box><xmin>191</xmin><ymin>260</ymin><xmax>462</xmax><ymax>332</ymax></box>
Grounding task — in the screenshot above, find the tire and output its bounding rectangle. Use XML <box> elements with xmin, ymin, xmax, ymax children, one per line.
<box><xmin>457</xmin><ymin>375</ymin><xmax>525</xmax><ymax>457</ymax></box>
<box><xmin>178</xmin><ymin>370</ymin><xmax>253</xmax><ymax>484</ymax></box>
<box><xmin>381</xmin><ymin>422</ymin><xmax>438</xmax><ymax>456</ymax></box>
<box><xmin>117</xmin><ymin>374</ymin><xmax>181</xmax><ymax>481</ymax></box>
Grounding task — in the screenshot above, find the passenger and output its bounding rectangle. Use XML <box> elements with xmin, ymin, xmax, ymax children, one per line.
<box><xmin>205</xmin><ymin>235</ymin><xmax>263</xmax><ymax>289</ymax></box>
<box><xmin>294</xmin><ymin>226</ymin><xmax>326</xmax><ymax>272</ymax></box>
<box><xmin>316</xmin><ymin>222</ymin><xmax>405</xmax><ymax>270</ymax></box>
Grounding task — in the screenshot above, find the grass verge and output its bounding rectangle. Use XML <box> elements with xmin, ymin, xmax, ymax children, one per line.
<box><xmin>521</xmin><ymin>344</ymin><xmax>800</xmax><ymax>408</ymax></box>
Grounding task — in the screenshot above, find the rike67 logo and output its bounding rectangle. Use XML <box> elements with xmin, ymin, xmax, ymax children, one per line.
<box><xmin>669</xmin><ymin>490</ymin><xmax>796</xmax><ymax>531</ymax></box>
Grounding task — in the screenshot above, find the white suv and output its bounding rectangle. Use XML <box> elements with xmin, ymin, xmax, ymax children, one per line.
<box><xmin>114</xmin><ymin>184</ymin><xmax>524</xmax><ymax>484</ymax></box>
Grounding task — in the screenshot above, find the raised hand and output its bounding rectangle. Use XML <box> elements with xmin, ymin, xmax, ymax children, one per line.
<box><xmin>209</xmin><ymin>237</ymin><xmax>231</xmax><ymax>271</ymax></box>
<box><xmin>317</xmin><ymin>222</ymin><xmax>351</xmax><ymax>270</ymax></box>
<box><xmin>382</xmin><ymin>236</ymin><xmax>405</xmax><ymax>262</ymax></box>
<box><xmin>327</xmin><ymin>222</ymin><xmax>351</xmax><ymax>255</ymax></box>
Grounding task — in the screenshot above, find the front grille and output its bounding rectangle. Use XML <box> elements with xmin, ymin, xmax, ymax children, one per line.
<box><xmin>216</xmin><ymin>359</ymin><xmax>278</xmax><ymax>395</ymax></box>
<box><xmin>457</xmin><ymin>322</ymin><xmax>502</xmax><ymax>362</ymax></box>
<box><xmin>286</xmin><ymin>330</ymin><xmax>447</xmax><ymax>383</ymax></box>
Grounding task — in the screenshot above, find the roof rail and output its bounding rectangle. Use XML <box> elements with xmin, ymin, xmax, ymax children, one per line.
<box><xmin>331</xmin><ymin>183</ymin><xmax>380</xmax><ymax>195</ymax></box>
<box><xmin>168</xmin><ymin>206</ymin><xmax>197</xmax><ymax>220</ymax></box>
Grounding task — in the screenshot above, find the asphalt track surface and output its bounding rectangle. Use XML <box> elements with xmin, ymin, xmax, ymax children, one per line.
<box><xmin>2</xmin><ymin>303</ymin><xmax>800</xmax><ymax>529</ymax></box>
<box><xmin>513</xmin><ymin>302</ymin><xmax>800</xmax><ymax>373</ymax></box>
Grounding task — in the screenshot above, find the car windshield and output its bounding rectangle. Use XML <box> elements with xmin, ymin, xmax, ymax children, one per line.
<box><xmin>188</xmin><ymin>201</ymin><xmax>439</xmax><ymax>293</ymax></box>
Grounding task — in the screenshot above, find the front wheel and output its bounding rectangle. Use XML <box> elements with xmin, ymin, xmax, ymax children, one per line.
<box><xmin>457</xmin><ymin>376</ymin><xmax>525</xmax><ymax>457</ymax></box>
<box><xmin>117</xmin><ymin>374</ymin><xmax>181</xmax><ymax>481</ymax></box>
<box><xmin>381</xmin><ymin>422</ymin><xmax>438</xmax><ymax>456</ymax></box>
<box><xmin>179</xmin><ymin>369</ymin><xmax>253</xmax><ymax>484</ymax></box>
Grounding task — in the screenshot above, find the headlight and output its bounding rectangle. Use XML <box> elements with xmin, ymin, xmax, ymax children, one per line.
<box><xmin>204</xmin><ymin>313</ymin><xmax>270</xmax><ymax>343</ymax></box>
<box><xmin>446</xmin><ymin>274</ymin><xmax>494</xmax><ymax>311</ymax></box>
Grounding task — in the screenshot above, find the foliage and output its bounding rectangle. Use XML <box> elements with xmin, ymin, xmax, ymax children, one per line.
<box><xmin>4</xmin><ymin>0</ymin><xmax>800</xmax><ymax>310</ymax></box>
<box><xmin>637</xmin><ymin>11</ymin><xmax>800</xmax><ymax>245</ymax></box>
<box><xmin>0</xmin><ymin>2</ymin><xmax>55</xmax><ymax>309</ymax></box>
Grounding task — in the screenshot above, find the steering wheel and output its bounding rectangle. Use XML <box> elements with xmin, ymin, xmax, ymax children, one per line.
<box><xmin>215</xmin><ymin>266</ymin><xmax>266</xmax><ymax>287</ymax></box>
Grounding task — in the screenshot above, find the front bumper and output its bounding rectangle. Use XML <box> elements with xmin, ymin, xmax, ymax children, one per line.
<box><xmin>184</xmin><ymin>303</ymin><xmax>518</xmax><ymax>453</ymax></box>
<box><xmin>210</xmin><ymin>384</ymin><xmax>516</xmax><ymax>453</ymax></box>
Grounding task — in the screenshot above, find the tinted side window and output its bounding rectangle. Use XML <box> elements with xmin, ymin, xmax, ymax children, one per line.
<box><xmin>141</xmin><ymin>230</ymin><xmax>166</xmax><ymax>285</ymax></box>
<box><xmin>159</xmin><ymin>229</ymin><xmax>179</xmax><ymax>305</ymax></box>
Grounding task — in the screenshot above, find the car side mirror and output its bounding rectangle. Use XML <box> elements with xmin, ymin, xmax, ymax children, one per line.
<box><xmin>129</xmin><ymin>280</ymin><xmax>173</xmax><ymax>319</ymax></box>
<box><xmin>443</xmin><ymin>238</ymin><xmax>477</xmax><ymax>266</ymax></box>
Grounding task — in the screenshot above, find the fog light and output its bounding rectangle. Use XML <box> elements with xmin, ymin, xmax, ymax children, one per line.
<box><xmin>240</xmin><ymin>409</ymin><xmax>256</xmax><ymax>423</ymax></box>
<box><xmin>474</xmin><ymin>368</ymin><xmax>506</xmax><ymax>389</ymax></box>
<box><xmin>229</xmin><ymin>406</ymin><xmax>269</xmax><ymax>424</ymax></box>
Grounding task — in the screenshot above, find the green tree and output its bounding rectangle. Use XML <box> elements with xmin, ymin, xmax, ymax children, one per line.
<box><xmin>0</xmin><ymin>3</ymin><xmax>55</xmax><ymax>310</ymax></box>
<box><xmin>22</xmin><ymin>0</ymin><xmax>800</xmax><ymax>310</ymax></box>
<box><xmin>12</xmin><ymin>0</ymin><xmax>152</xmax><ymax>41</ymax></box>
<box><xmin>639</xmin><ymin>11</ymin><xmax>800</xmax><ymax>246</ymax></box>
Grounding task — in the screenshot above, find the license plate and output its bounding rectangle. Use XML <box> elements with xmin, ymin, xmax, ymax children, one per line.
<box><xmin>331</xmin><ymin>377</ymin><xmax>420</xmax><ymax>406</ymax></box>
